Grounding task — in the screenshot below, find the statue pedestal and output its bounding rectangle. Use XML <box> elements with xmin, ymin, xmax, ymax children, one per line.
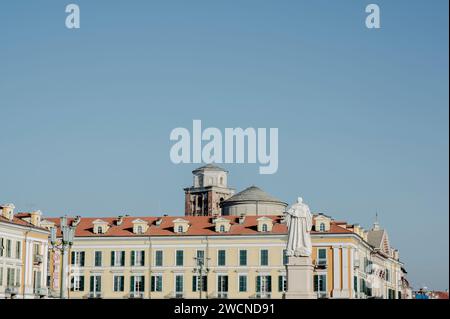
<box><xmin>284</xmin><ymin>256</ymin><xmax>317</xmax><ymax>299</ymax></box>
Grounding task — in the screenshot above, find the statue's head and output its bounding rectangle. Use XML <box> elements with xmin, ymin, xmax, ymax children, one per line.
<box><xmin>297</xmin><ymin>197</ymin><xmax>303</xmax><ymax>203</ymax></box>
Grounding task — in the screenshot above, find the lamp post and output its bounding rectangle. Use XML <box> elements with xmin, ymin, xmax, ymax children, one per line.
<box><xmin>50</xmin><ymin>216</ymin><xmax>75</xmax><ymax>299</ymax></box>
<box><xmin>193</xmin><ymin>256</ymin><xmax>209</xmax><ymax>299</ymax></box>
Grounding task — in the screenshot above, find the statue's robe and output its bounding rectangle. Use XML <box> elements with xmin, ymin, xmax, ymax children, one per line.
<box><xmin>285</xmin><ymin>203</ymin><xmax>313</xmax><ymax>257</ymax></box>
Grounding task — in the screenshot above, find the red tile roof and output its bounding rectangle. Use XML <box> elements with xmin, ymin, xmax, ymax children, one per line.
<box><xmin>0</xmin><ymin>214</ymin><xmax>47</xmax><ymax>231</ymax></box>
<box><xmin>45</xmin><ymin>215</ymin><xmax>354</xmax><ymax>237</ymax></box>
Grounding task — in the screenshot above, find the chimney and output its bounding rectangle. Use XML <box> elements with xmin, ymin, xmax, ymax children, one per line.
<box><xmin>72</xmin><ymin>216</ymin><xmax>81</xmax><ymax>227</ymax></box>
<box><xmin>116</xmin><ymin>216</ymin><xmax>124</xmax><ymax>226</ymax></box>
<box><xmin>239</xmin><ymin>214</ymin><xmax>246</xmax><ymax>224</ymax></box>
<box><xmin>1</xmin><ymin>204</ymin><xmax>15</xmax><ymax>221</ymax></box>
<box><xmin>30</xmin><ymin>210</ymin><xmax>42</xmax><ymax>227</ymax></box>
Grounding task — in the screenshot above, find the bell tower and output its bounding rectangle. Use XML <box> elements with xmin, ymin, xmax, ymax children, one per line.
<box><xmin>184</xmin><ymin>164</ymin><xmax>235</xmax><ymax>216</ymax></box>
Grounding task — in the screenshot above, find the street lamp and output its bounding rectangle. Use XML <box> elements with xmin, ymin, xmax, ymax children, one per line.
<box><xmin>193</xmin><ymin>256</ymin><xmax>210</xmax><ymax>299</ymax></box>
<box><xmin>50</xmin><ymin>216</ymin><xmax>75</xmax><ymax>299</ymax></box>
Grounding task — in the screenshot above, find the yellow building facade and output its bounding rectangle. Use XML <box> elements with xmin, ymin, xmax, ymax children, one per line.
<box><xmin>0</xmin><ymin>204</ymin><xmax>50</xmax><ymax>299</ymax></box>
<box><xmin>42</xmin><ymin>213</ymin><xmax>408</xmax><ymax>299</ymax></box>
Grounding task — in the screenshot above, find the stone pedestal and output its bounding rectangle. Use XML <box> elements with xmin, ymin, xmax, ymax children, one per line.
<box><xmin>284</xmin><ymin>256</ymin><xmax>317</xmax><ymax>299</ymax></box>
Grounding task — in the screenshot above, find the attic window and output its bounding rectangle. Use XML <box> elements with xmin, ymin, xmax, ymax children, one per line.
<box><xmin>137</xmin><ymin>226</ymin><xmax>143</xmax><ymax>234</ymax></box>
<box><xmin>262</xmin><ymin>224</ymin><xmax>268</xmax><ymax>232</ymax></box>
<box><xmin>97</xmin><ymin>227</ymin><xmax>104</xmax><ymax>234</ymax></box>
<box><xmin>219</xmin><ymin>225</ymin><xmax>225</xmax><ymax>233</ymax></box>
<box><xmin>177</xmin><ymin>225</ymin><xmax>184</xmax><ymax>233</ymax></box>
<box><xmin>319</xmin><ymin>223</ymin><xmax>325</xmax><ymax>232</ymax></box>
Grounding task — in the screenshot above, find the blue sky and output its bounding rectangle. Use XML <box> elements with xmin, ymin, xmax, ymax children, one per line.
<box><xmin>0</xmin><ymin>1</ymin><xmax>448</xmax><ymax>290</ymax></box>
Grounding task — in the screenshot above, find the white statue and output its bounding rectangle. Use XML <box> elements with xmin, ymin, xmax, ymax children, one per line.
<box><xmin>285</xmin><ymin>197</ymin><xmax>313</xmax><ymax>257</ymax></box>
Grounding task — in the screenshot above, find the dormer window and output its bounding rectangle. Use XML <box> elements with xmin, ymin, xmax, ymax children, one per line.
<box><xmin>92</xmin><ymin>219</ymin><xmax>109</xmax><ymax>235</ymax></box>
<box><xmin>173</xmin><ymin>218</ymin><xmax>190</xmax><ymax>234</ymax></box>
<box><xmin>319</xmin><ymin>223</ymin><xmax>325</xmax><ymax>232</ymax></box>
<box><xmin>257</xmin><ymin>217</ymin><xmax>273</xmax><ymax>233</ymax></box>
<box><xmin>219</xmin><ymin>225</ymin><xmax>225</xmax><ymax>233</ymax></box>
<box><xmin>132</xmin><ymin>219</ymin><xmax>149</xmax><ymax>235</ymax></box>
<box><xmin>214</xmin><ymin>217</ymin><xmax>231</xmax><ymax>233</ymax></box>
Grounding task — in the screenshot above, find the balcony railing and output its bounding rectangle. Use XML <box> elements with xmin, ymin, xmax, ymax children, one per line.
<box><xmin>34</xmin><ymin>287</ymin><xmax>48</xmax><ymax>296</ymax></box>
<box><xmin>129</xmin><ymin>291</ymin><xmax>144</xmax><ymax>299</ymax></box>
<box><xmin>33</xmin><ymin>254</ymin><xmax>44</xmax><ymax>265</ymax></box>
<box><xmin>88</xmin><ymin>292</ymin><xmax>103</xmax><ymax>299</ymax></box>
<box><xmin>254</xmin><ymin>292</ymin><xmax>271</xmax><ymax>299</ymax></box>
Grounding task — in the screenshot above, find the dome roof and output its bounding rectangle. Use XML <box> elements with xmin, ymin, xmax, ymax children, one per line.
<box><xmin>223</xmin><ymin>186</ymin><xmax>286</xmax><ymax>204</ymax></box>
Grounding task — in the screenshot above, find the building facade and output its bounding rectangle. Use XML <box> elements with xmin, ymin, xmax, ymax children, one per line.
<box><xmin>42</xmin><ymin>213</ymin><xmax>408</xmax><ymax>299</ymax></box>
<box><xmin>0</xmin><ymin>204</ymin><xmax>50</xmax><ymax>299</ymax></box>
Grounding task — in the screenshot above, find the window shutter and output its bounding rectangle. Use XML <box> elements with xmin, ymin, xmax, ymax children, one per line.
<box><xmin>80</xmin><ymin>276</ymin><xmax>85</xmax><ymax>291</ymax></box>
<box><xmin>90</xmin><ymin>276</ymin><xmax>94</xmax><ymax>292</ymax></box>
<box><xmin>267</xmin><ymin>276</ymin><xmax>272</xmax><ymax>292</ymax></box>
<box><xmin>97</xmin><ymin>276</ymin><xmax>101</xmax><ymax>292</ymax></box>
<box><xmin>121</xmin><ymin>251</ymin><xmax>125</xmax><ymax>266</ymax></box>
<box><xmin>71</xmin><ymin>251</ymin><xmax>75</xmax><ymax>265</ymax></box>
<box><xmin>314</xmin><ymin>275</ymin><xmax>319</xmax><ymax>292</ymax></box>
<box><xmin>141</xmin><ymin>276</ymin><xmax>145</xmax><ymax>292</ymax></box>
<box><xmin>131</xmin><ymin>251</ymin><xmax>135</xmax><ymax>266</ymax></box>
<box><xmin>80</xmin><ymin>252</ymin><xmax>85</xmax><ymax>267</ymax></box>
<box><xmin>141</xmin><ymin>251</ymin><xmax>145</xmax><ymax>266</ymax></box>
<box><xmin>70</xmin><ymin>277</ymin><xmax>74</xmax><ymax>291</ymax></box>
<box><xmin>111</xmin><ymin>251</ymin><xmax>115</xmax><ymax>266</ymax></box>
<box><xmin>192</xmin><ymin>276</ymin><xmax>197</xmax><ymax>291</ymax></box>
<box><xmin>256</xmin><ymin>276</ymin><xmax>261</xmax><ymax>292</ymax></box>
<box><xmin>278</xmin><ymin>276</ymin><xmax>283</xmax><ymax>292</ymax></box>
<box><xmin>203</xmin><ymin>276</ymin><xmax>207</xmax><ymax>292</ymax></box>
<box><xmin>151</xmin><ymin>276</ymin><xmax>155</xmax><ymax>292</ymax></box>
<box><xmin>130</xmin><ymin>276</ymin><xmax>135</xmax><ymax>292</ymax></box>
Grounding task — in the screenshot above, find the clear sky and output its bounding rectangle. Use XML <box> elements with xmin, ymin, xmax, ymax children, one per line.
<box><xmin>0</xmin><ymin>1</ymin><xmax>448</xmax><ymax>290</ymax></box>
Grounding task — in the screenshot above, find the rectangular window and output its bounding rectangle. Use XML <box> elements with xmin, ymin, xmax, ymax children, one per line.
<box><xmin>113</xmin><ymin>275</ymin><xmax>124</xmax><ymax>292</ymax></box>
<box><xmin>175</xmin><ymin>275</ymin><xmax>184</xmax><ymax>297</ymax></box>
<box><xmin>0</xmin><ymin>238</ymin><xmax>3</xmax><ymax>257</ymax></box>
<box><xmin>238</xmin><ymin>275</ymin><xmax>247</xmax><ymax>292</ymax></box>
<box><xmin>317</xmin><ymin>248</ymin><xmax>327</xmax><ymax>266</ymax></box>
<box><xmin>0</xmin><ymin>267</ymin><xmax>3</xmax><ymax>286</ymax></box>
<box><xmin>90</xmin><ymin>275</ymin><xmax>102</xmax><ymax>293</ymax></box>
<box><xmin>15</xmin><ymin>241</ymin><xmax>21</xmax><ymax>260</ymax></box>
<box><xmin>130</xmin><ymin>275</ymin><xmax>145</xmax><ymax>292</ymax></box>
<box><xmin>94</xmin><ymin>251</ymin><xmax>102</xmax><ymax>267</ymax></box>
<box><xmin>131</xmin><ymin>250</ymin><xmax>145</xmax><ymax>266</ymax></box>
<box><xmin>353</xmin><ymin>276</ymin><xmax>358</xmax><ymax>292</ymax></box>
<box><xmin>71</xmin><ymin>251</ymin><xmax>85</xmax><ymax>267</ymax></box>
<box><xmin>155</xmin><ymin>250</ymin><xmax>163</xmax><ymax>267</ymax></box>
<box><xmin>6</xmin><ymin>239</ymin><xmax>11</xmax><ymax>258</ymax></box>
<box><xmin>111</xmin><ymin>251</ymin><xmax>125</xmax><ymax>267</ymax></box>
<box><xmin>71</xmin><ymin>275</ymin><xmax>85</xmax><ymax>292</ymax></box>
<box><xmin>192</xmin><ymin>275</ymin><xmax>207</xmax><ymax>292</ymax></box>
<box><xmin>6</xmin><ymin>268</ymin><xmax>15</xmax><ymax>287</ymax></box>
<box><xmin>196</xmin><ymin>250</ymin><xmax>205</xmax><ymax>266</ymax></box>
<box><xmin>151</xmin><ymin>275</ymin><xmax>163</xmax><ymax>292</ymax></box>
<box><xmin>314</xmin><ymin>274</ymin><xmax>327</xmax><ymax>293</ymax></box>
<box><xmin>256</xmin><ymin>276</ymin><xmax>272</xmax><ymax>296</ymax></box>
<box><xmin>218</xmin><ymin>250</ymin><xmax>226</xmax><ymax>266</ymax></box>
<box><xmin>278</xmin><ymin>275</ymin><xmax>287</xmax><ymax>292</ymax></box>
<box><xmin>176</xmin><ymin>250</ymin><xmax>184</xmax><ymax>267</ymax></box>
<box><xmin>217</xmin><ymin>275</ymin><xmax>228</xmax><ymax>298</ymax></box>
<box><xmin>15</xmin><ymin>268</ymin><xmax>20</xmax><ymax>286</ymax></box>
<box><xmin>260</xmin><ymin>249</ymin><xmax>269</xmax><ymax>266</ymax></box>
<box><xmin>239</xmin><ymin>250</ymin><xmax>247</xmax><ymax>266</ymax></box>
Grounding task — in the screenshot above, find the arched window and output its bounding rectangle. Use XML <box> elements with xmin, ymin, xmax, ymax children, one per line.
<box><xmin>219</xmin><ymin>177</ymin><xmax>224</xmax><ymax>185</ymax></box>
<box><xmin>178</xmin><ymin>225</ymin><xmax>184</xmax><ymax>233</ymax></box>
<box><xmin>319</xmin><ymin>223</ymin><xmax>325</xmax><ymax>232</ymax></box>
<box><xmin>262</xmin><ymin>224</ymin><xmax>268</xmax><ymax>232</ymax></box>
<box><xmin>219</xmin><ymin>225</ymin><xmax>225</xmax><ymax>233</ymax></box>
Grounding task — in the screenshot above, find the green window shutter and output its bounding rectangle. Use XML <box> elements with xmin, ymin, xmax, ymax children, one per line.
<box><xmin>80</xmin><ymin>276</ymin><xmax>85</xmax><ymax>291</ymax></box>
<box><xmin>97</xmin><ymin>276</ymin><xmax>101</xmax><ymax>292</ymax></box>
<box><xmin>314</xmin><ymin>275</ymin><xmax>319</xmax><ymax>292</ymax></box>
<box><xmin>131</xmin><ymin>251</ymin><xmax>135</xmax><ymax>266</ymax></box>
<box><xmin>278</xmin><ymin>276</ymin><xmax>283</xmax><ymax>292</ymax></box>
<box><xmin>141</xmin><ymin>276</ymin><xmax>145</xmax><ymax>292</ymax></box>
<box><xmin>80</xmin><ymin>252</ymin><xmax>85</xmax><ymax>267</ymax></box>
<box><xmin>151</xmin><ymin>276</ymin><xmax>155</xmax><ymax>292</ymax></box>
<box><xmin>267</xmin><ymin>276</ymin><xmax>272</xmax><ymax>292</ymax></box>
<box><xmin>90</xmin><ymin>276</ymin><xmax>94</xmax><ymax>292</ymax></box>
<box><xmin>192</xmin><ymin>276</ymin><xmax>197</xmax><ymax>291</ymax></box>
<box><xmin>202</xmin><ymin>276</ymin><xmax>207</xmax><ymax>292</ymax></box>
<box><xmin>130</xmin><ymin>276</ymin><xmax>135</xmax><ymax>292</ymax></box>
<box><xmin>70</xmin><ymin>277</ymin><xmax>74</xmax><ymax>291</ymax></box>
<box><xmin>256</xmin><ymin>276</ymin><xmax>261</xmax><ymax>293</ymax></box>
<box><xmin>71</xmin><ymin>252</ymin><xmax>75</xmax><ymax>265</ymax></box>
<box><xmin>121</xmin><ymin>251</ymin><xmax>125</xmax><ymax>266</ymax></box>
<box><xmin>141</xmin><ymin>251</ymin><xmax>145</xmax><ymax>266</ymax></box>
<box><xmin>111</xmin><ymin>251</ymin><xmax>115</xmax><ymax>266</ymax></box>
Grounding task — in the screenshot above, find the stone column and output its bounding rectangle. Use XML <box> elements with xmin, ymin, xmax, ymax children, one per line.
<box><xmin>284</xmin><ymin>256</ymin><xmax>316</xmax><ymax>299</ymax></box>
